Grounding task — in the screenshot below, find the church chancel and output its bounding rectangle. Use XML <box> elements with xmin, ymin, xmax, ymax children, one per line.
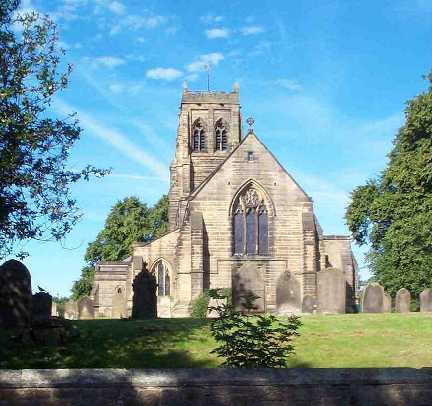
<box><xmin>92</xmin><ymin>84</ymin><xmax>358</xmax><ymax>318</ymax></box>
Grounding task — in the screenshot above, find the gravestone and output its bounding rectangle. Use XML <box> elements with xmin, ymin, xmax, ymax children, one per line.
<box><xmin>317</xmin><ymin>268</ymin><xmax>346</xmax><ymax>314</ymax></box>
<box><xmin>420</xmin><ymin>288</ymin><xmax>432</xmax><ymax>312</ymax></box>
<box><xmin>383</xmin><ymin>292</ymin><xmax>392</xmax><ymax>313</ymax></box>
<box><xmin>233</xmin><ymin>262</ymin><xmax>265</xmax><ymax>312</ymax></box>
<box><xmin>32</xmin><ymin>292</ymin><xmax>52</xmax><ymax>321</ymax></box>
<box><xmin>51</xmin><ymin>302</ymin><xmax>58</xmax><ymax>317</ymax></box>
<box><xmin>0</xmin><ymin>260</ymin><xmax>32</xmax><ymax>328</ymax></box>
<box><xmin>362</xmin><ymin>283</ymin><xmax>384</xmax><ymax>313</ymax></box>
<box><xmin>64</xmin><ymin>300</ymin><xmax>78</xmax><ymax>320</ymax></box>
<box><xmin>302</xmin><ymin>295</ymin><xmax>316</xmax><ymax>313</ymax></box>
<box><xmin>111</xmin><ymin>287</ymin><xmax>126</xmax><ymax>319</ymax></box>
<box><xmin>276</xmin><ymin>271</ymin><xmax>301</xmax><ymax>314</ymax></box>
<box><xmin>132</xmin><ymin>267</ymin><xmax>157</xmax><ymax>319</ymax></box>
<box><xmin>78</xmin><ymin>296</ymin><xmax>94</xmax><ymax>319</ymax></box>
<box><xmin>395</xmin><ymin>288</ymin><xmax>411</xmax><ymax>313</ymax></box>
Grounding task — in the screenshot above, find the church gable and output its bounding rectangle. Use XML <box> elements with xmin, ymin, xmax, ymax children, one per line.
<box><xmin>191</xmin><ymin>131</ymin><xmax>311</xmax><ymax>204</ymax></box>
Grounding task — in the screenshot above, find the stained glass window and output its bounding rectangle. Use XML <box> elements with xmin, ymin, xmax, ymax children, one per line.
<box><xmin>234</xmin><ymin>211</ymin><xmax>244</xmax><ymax>254</ymax></box>
<box><xmin>258</xmin><ymin>210</ymin><xmax>268</xmax><ymax>255</ymax></box>
<box><xmin>246</xmin><ymin>209</ymin><xmax>256</xmax><ymax>255</ymax></box>
<box><xmin>156</xmin><ymin>260</ymin><xmax>170</xmax><ymax>296</ymax></box>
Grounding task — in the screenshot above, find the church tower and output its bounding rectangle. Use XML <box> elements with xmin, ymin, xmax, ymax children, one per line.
<box><xmin>168</xmin><ymin>84</ymin><xmax>242</xmax><ymax>229</ymax></box>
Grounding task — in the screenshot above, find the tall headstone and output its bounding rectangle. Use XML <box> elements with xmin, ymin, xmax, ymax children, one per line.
<box><xmin>395</xmin><ymin>288</ymin><xmax>411</xmax><ymax>313</ymax></box>
<box><xmin>64</xmin><ymin>300</ymin><xmax>78</xmax><ymax>320</ymax></box>
<box><xmin>51</xmin><ymin>302</ymin><xmax>58</xmax><ymax>317</ymax></box>
<box><xmin>362</xmin><ymin>283</ymin><xmax>384</xmax><ymax>313</ymax></box>
<box><xmin>302</xmin><ymin>295</ymin><xmax>316</xmax><ymax>314</ymax></box>
<box><xmin>78</xmin><ymin>296</ymin><xmax>94</xmax><ymax>319</ymax></box>
<box><xmin>0</xmin><ymin>260</ymin><xmax>32</xmax><ymax>328</ymax></box>
<box><xmin>32</xmin><ymin>292</ymin><xmax>52</xmax><ymax>321</ymax></box>
<box><xmin>276</xmin><ymin>271</ymin><xmax>301</xmax><ymax>314</ymax></box>
<box><xmin>233</xmin><ymin>262</ymin><xmax>265</xmax><ymax>312</ymax></box>
<box><xmin>420</xmin><ymin>288</ymin><xmax>432</xmax><ymax>312</ymax></box>
<box><xmin>132</xmin><ymin>267</ymin><xmax>157</xmax><ymax>319</ymax></box>
<box><xmin>317</xmin><ymin>268</ymin><xmax>346</xmax><ymax>314</ymax></box>
<box><xmin>383</xmin><ymin>292</ymin><xmax>392</xmax><ymax>313</ymax></box>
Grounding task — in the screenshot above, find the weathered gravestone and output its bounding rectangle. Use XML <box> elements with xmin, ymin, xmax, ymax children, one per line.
<box><xmin>233</xmin><ymin>262</ymin><xmax>265</xmax><ymax>312</ymax></box>
<box><xmin>317</xmin><ymin>268</ymin><xmax>346</xmax><ymax>314</ymax></box>
<box><xmin>64</xmin><ymin>300</ymin><xmax>78</xmax><ymax>320</ymax></box>
<box><xmin>383</xmin><ymin>292</ymin><xmax>392</xmax><ymax>313</ymax></box>
<box><xmin>395</xmin><ymin>288</ymin><xmax>411</xmax><ymax>313</ymax></box>
<box><xmin>0</xmin><ymin>260</ymin><xmax>32</xmax><ymax>328</ymax></box>
<box><xmin>78</xmin><ymin>296</ymin><xmax>94</xmax><ymax>319</ymax></box>
<box><xmin>32</xmin><ymin>292</ymin><xmax>52</xmax><ymax>321</ymax></box>
<box><xmin>362</xmin><ymin>283</ymin><xmax>384</xmax><ymax>313</ymax></box>
<box><xmin>302</xmin><ymin>295</ymin><xmax>316</xmax><ymax>313</ymax></box>
<box><xmin>132</xmin><ymin>268</ymin><xmax>157</xmax><ymax>319</ymax></box>
<box><xmin>420</xmin><ymin>288</ymin><xmax>432</xmax><ymax>312</ymax></box>
<box><xmin>276</xmin><ymin>271</ymin><xmax>301</xmax><ymax>314</ymax></box>
<box><xmin>51</xmin><ymin>302</ymin><xmax>58</xmax><ymax>317</ymax></box>
<box><xmin>111</xmin><ymin>287</ymin><xmax>126</xmax><ymax>319</ymax></box>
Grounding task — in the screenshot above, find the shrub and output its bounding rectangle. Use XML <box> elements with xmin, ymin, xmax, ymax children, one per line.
<box><xmin>191</xmin><ymin>290</ymin><xmax>210</xmax><ymax>319</ymax></box>
<box><xmin>208</xmin><ymin>289</ymin><xmax>302</xmax><ymax>368</ymax></box>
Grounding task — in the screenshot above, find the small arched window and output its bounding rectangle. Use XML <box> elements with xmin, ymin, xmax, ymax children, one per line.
<box><xmin>232</xmin><ymin>186</ymin><xmax>269</xmax><ymax>256</ymax></box>
<box><xmin>155</xmin><ymin>260</ymin><xmax>171</xmax><ymax>296</ymax></box>
<box><xmin>192</xmin><ymin>118</ymin><xmax>206</xmax><ymax>152</ymax></box>
<box><xmin>215</xmin><ymin>118</ymin><xmax>228</xmax><ymax>151</ymax></box>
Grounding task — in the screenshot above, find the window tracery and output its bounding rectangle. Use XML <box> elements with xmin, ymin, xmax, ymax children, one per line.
<box><xmin>192</xmin><ymin>118</ymin><xmax>206</xmax><ymax>151</ymax></box>
<box><xmin>155</xmin><ymin>260</ymin><xmax>170</xmax><ymax>296</ymax></box>
<box><xmin>215</xmin><ymin>118</ymin><xmax>228</xmax><ymax>151</ymax></box>
<box><xmin>232</xmin><ymin>185</ymin><xmax>269</xmax><ymax>255</ymax></box>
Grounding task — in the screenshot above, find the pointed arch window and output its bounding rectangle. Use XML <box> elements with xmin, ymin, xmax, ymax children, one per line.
<box><xmin>192</xmin><ymin>118</ymin><xmax>206</xmax><ymax>152</ymax></box>
<box><xmin>232</xmin><ymin>185</ymin><xmax>269</xmax><ymax>256</ymax></box>
<box><xmin>155</xmin><ymin>260</ymin><xmax>171</xmax><ymax>296</ymax></box>
<box><xmin>215</xmin><ymin>118</ymin><xmax>228</xmax><ymax>151</ymax></box>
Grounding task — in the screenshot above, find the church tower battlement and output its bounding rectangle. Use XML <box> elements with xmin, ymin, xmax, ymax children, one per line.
<box><xmin>168</xmin><ymin>84</ymin><xmax>242</xmax><ymax>230</ymax></box>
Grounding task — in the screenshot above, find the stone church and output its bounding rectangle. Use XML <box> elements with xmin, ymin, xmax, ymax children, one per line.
<box><xmin>91</xmin><ymin>85</ymin><xmax>358</xmax><ymax>318</ymax></box>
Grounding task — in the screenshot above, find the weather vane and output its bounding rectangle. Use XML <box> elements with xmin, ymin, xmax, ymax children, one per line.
<box><xmin>246</xmin><ymin>117</ymin><xmax>255</xmax><ymax>133</ymax></box>
<box><xmin>204</xmin><ymin>63</ymin><xmax>211</xmax><ymax>91</ymax></box>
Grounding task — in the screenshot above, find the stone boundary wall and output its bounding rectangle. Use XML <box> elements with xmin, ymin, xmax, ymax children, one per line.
<box><xmin>1</xmin><ymin>368</ymin><xmax>432</xmax><ymax>405</ymax></box>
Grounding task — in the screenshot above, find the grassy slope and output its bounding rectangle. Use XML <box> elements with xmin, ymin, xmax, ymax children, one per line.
<box><xmin>1</xmin><ymin>314</ymin><xmax>432</xmax><ymax>369</ymax></box>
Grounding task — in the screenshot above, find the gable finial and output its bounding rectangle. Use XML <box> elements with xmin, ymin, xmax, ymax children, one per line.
<box><xmin>246</xmin><ymin>117</ymin><xmax>255</xmax><ymax>134</ymax></box>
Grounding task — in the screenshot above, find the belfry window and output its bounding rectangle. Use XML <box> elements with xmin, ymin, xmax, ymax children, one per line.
<box><xmin>192</xmin><ymin>118</ymin><xmax>206</xmax><ymax>152</ymax></box>
<box><xmin>215</xmin><ymin>118</ymin><xmax>228</xmax><ymax>151</ymax></box>
<box><xmin>232</xmin><ymin>186</ymin><xmax>269</xmax><ymax>256</ymax></box>
<box><xmin>155</xmin><ymin>260</ymin><xmax>170</xmax><ymax>296</ymax></box>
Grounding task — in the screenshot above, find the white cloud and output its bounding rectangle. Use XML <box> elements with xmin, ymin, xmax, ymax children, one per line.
<box><xmin>108</xmin><ymin>1</ymin><xmax>126</xmax><ymax>15</ymax></box>
<box><xmin>274</xmin><ymin>79</ymin><xmax>303</xmax><ymax>92</ymax></box>
<box><xmin>200</xmin><ymin>14</ymin><xmax>223</xmax><ymax>24</ymax></box>
<box><xmin>187</xmin><ymin>53</ymin><xmax>224</xmax><ymax>72</ymax></box>
<box><xmin>241</xmin><ymin>25</ymin><xmax>264</xmax><ymax>35</ymax></box>
<box><xmin>110</xmin><ymin>14</ymin><xmax>167</xmax><ymax>35</ymax></box>
<box><xmin>54</xmin><ymin>100</ymin><xmax>169</xmax><ymax>180</ymax></box>
<box><xmin>87</xmin><ymin>56</ymin><xmax>125</xmax><ymax>69</ymax></box>
<box><xmin>146</xmin><ymin>67</ymin><xmax>183</xmax><ymax>81</ymax></box>
<box><xmin>205</xmin><ymin>27</ymin><xmax>230</xmax><ymax>39</ymax></box>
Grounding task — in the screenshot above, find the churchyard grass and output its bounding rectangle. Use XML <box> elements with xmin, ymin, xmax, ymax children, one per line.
<box><xmin>1</xmin><ymin>313</ymin><xmax>432</xmax><ymax>369</ymax></box>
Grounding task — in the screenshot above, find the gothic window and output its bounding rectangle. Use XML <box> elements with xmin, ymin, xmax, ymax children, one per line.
<box><xmin>215</xmin><ymin>118</ymin><xmax>228</xmax><ymax>151</ymax></box>
<box><xmin>192</xmin><ymin>118</ymin><xmax>206</xmax><ymax>152</ymax></box>
<box><xmin>155</xmin><ymin>260</ymin><xmax>170</xmax><ymax>296</ymax></box>
<box><xmin>232</xmin><ymin>185</ymin><xmax>269</xmax><ymax>256</ymax></box>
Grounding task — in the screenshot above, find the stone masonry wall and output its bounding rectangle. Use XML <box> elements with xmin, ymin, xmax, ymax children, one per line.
<box><xmin>1</xmin><ymin>368</ymin><xmax>432</xmax><ymax>405</ymax></box>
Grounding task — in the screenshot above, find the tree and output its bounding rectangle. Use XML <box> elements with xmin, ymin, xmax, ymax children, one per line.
<box><xmin>0</xmin><ymin>1</ymin><xmax>108</xmax><ymax>259</ymax></box>
<box><xmin>71</xmin><ymin>195</ymin><xmax>169</xmax><ymax>299</ymax></box>
<box><xmin>346</xmin><ymin>73</ymin><xmax>432</xmax><ymax>297</ymax></box>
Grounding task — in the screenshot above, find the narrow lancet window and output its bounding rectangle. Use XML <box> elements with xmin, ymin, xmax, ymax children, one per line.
<box><xmin>215</xmin><ymin>119</ymin><xmax>228</xmax><ymax>151</ymax></box>
<box><xmin>246</xmin><ymin>209</ymin><xmax>256</xmax><ymax>255</ymax></box>
<box><xmin>192</xmin><ymin>118</ymin><xmax>206</xmax><ymax>152</ymax></box>
<box><xmin>234</xmin><ymin>210</ymin><xmax>244</xmax><ymax>254</ymax></box>
<box><xmin>155</xmin><ymin>260</ymin><xmax>170</xmax><ymax>296</ymax></box>
<box><xmin>258</xmin><ymin>209</ymin><xmax>268</xmax><ymax>255</ymax></box>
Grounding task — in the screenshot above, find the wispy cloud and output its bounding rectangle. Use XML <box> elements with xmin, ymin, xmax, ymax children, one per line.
<box><xmin>200</xmin><ymin>14</ymin><xmax>223</xmax><ymax>24</ymax></box>
<box><xmin>109</xmin><ymin>14</ymin><xmax>167</xmax><ymax>35</ymax></box>
<box><xmin>273</xmin><ymin>79</ymin><xmax>303</xmax><ymax>92</ymax></box>
<box><xmin>84</xmin><ymin>56</ymin><xmax>125</xmax><ymax>69</ymax></box>
<box><xmin>187</xmin><ymin>53</ymin><xmax>224</xmax><ymax>72</ymax></box>
<box><xmin>205</xmin><ymin>27</ymin><xmax>230</xmax><ymax>39</ymax></box>
<box><xmin>146</xmin><ymin>67</ymin><xmax>183</xmax><ymax>81</ymax></box>
<box><xmin>54</xmin><ymin>99</ymin><xmax>169</xmax><ymax>180</ymax></box>
<box><xmin>108</xmin><ymin>1</ymin><xmax>126</xmax><ymax>15</ymax></box>
<box><xmin>241</xmin><ymin>25</ymin><xmax>264</xmax><ymax>35</ymax></box>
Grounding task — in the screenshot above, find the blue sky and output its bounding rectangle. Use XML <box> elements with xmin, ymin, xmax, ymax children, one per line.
<box><xmin>11</xmin><ymin>0</ymin><xmax>432</xmax><ymax>296</ymax></box>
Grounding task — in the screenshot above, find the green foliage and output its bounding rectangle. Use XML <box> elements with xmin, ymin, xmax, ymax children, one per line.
<box><xmin>346</xmin><ymin>74</ymin><xmax>432</xmax><ymax>297</ymax></box>
<box><xmin>71</xmin><ymin>195</ymin><xmax>169</xmax><ymax>298</ymax></box>
<box><xmin>53</xmin><ymin>295</ymin><xmax>68</xmax><ymax>317</ymax></box>
<box><xmin>208</xmin><ymin>289</ymin><xmax>302</xmax><ymax>368</ymax></box>
<box><xmin>0</xmin><ymin>1</ymin><xmax>108</xmax><ymax>259</ymax></box>
<box><xmin>191</xmin><ymin>290</ymin><xmax>210</xmax><ymax>319</ymax></box>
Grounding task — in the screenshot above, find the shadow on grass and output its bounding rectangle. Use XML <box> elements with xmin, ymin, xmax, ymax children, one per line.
<box><xmin>0</xmin><ymin>318</ymin><xmax>217</xmax><ymax>369</ymax></box>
